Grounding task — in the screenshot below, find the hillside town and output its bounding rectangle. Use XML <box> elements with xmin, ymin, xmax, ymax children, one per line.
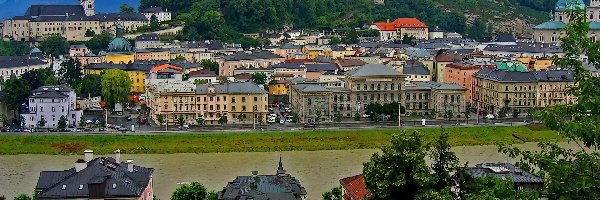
<box><xmin>0</xmin><ymin>0</ymin><xmax>598</xmax><ymax>200</ymax></box>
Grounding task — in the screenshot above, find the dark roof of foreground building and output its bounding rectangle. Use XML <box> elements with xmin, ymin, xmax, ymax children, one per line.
<box><xmin>465</xmin><ymin>163</ymin><xmax>544</xmax><ymax>184</ymax></box>
<box><xmin>218</xmin><ymin>158</ymin><xmax>307</xmax><ymax>200</ymax></box>
<box><xmin>346</xmin><ymin>64</ymin><xmax>402</xmax><ymax>77</ymax></box>
<box><xmin>474</xmin><ymin>68</ymin><xmax>574</xmax><ymax>83</ymax></box>
<box><xmin>35</xmin><ymin>152</ymin><xmax>154</xmax><ymax>199</ymax></box>
<box><xmin>32</xmin><ymin>85</ymin><xmax>73</xmax><ymax>93</ymax></box>
<box><xmin>0</xmin><ymin>56</ymin><xmax>47</xmax><ymax>69</ymax></box>
<box><xmin>196</xmin><ymin>82</ymin><xmax>267</xmax><ymax>94</ymax></box>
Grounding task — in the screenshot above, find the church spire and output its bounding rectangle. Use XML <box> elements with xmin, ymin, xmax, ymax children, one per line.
<box><xmin>276</xmin><ymin>155</ymin><xmax>286</xmax><ymax>176</ymax></box>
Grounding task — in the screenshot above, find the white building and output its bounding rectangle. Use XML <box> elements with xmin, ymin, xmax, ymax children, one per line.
<box><xmin>141</xmin><ymin>7</ymin><xmax>172</xmax><ymax>22</ymax></box>
<box><xmin>22</xmin><ymin>85</ymin><xmax>83</xmax><ymax>129</ymax></box>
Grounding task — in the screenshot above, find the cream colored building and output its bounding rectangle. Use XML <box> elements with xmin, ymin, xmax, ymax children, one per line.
<box><xmin>147</xmin><ymin>81</ymin><xmax>269</xmax><ymax>126</ymax></box>
<box><xmin>218</xmin><ymin>51</ymin><xmax>284</xmax><ymax>77</ymax></box>
<box><xmin>472</xmin><ymin>68</ymin><xmax>576</xmax><ymax>117</ymax></box>
<box><xmin>2</xmin><ymin>0</ymin><xmax>149</xmax><ymax>41</ymax></box>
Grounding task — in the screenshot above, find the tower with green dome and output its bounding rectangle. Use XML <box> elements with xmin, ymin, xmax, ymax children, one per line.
<box><xmin>105</xmin><ymin>23</ymin><xmax>135</xmax><ymax>64</ymax></box>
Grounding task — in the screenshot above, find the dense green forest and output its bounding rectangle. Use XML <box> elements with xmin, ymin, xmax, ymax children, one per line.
<box><xmin>139</xmin><ymin>0</ymin><xmax>560</xmax><ymax>42</ymax></box>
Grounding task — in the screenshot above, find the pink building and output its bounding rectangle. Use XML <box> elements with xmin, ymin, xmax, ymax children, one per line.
<box><xmin>444</xmin><ymin>63</ymin><xmax>481</xmax><ymax>104</ymax></box>
<box><xmin>69</xmin><ymin>44</ymin><xmax>90</xmax><ymax>57</ymax></box>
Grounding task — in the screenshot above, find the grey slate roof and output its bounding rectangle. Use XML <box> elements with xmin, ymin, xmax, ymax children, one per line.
<box><xmin>135</xmin><ymin>33</ymin><xmax>159</xmax><ymax>41</ymax></box>
<box><xmin>31</xmin><ymin>90</ymin><xmax>69</xmax><ymax>99</ymax></box>
<box><xmin>413</xmin><ymin>81</ymin><xmax>465</xmax><ymax>90</ymax></box>
<box><xmin>218</xmin><ymin>160</ymin><xmax>306</xmax><ymax>200</ymax></box>
<box><xmin>32</xmin><ymin>85</ymin><xmax>73</xmax><ymax>93</ymax></box>
<box><xmin>403</xmin><ymin>65</ymin><xmax>430</xmax><ymax>75</ymax></box>
<box><xmin>36</xmin><ymin>157</ymin><xmax>154</xmax><ymax>199</ymax></box>
<box><xmin>0</xmin><ymin>56</ymin><xmax>47</xmax><ymax>69</ymax></box>
<box><xmin>346</xmin><ymin>64</ymin><xmax>402</xmax><ymax>77</ymax></box>
<box><xmin>24</xmin><ymin>5</ymin><xmax>85</xmax><ymax>17</ymax></box>
<box><xmin>141</xmin><ymin>7</ymin><xmax>167</xmax><ymax>13</ymax></box>
<box><xmin>292</xmin><ymin>84</ymin><xmax>332</xmax><ymax>93</ymax></box>
<box><xmin>465</xmin><ymin>163</ymin><xmax>544</xmax><ymax>184</ymax></box>
<box><xmin>306</xmin><ymin>63</ymin><xmax>339</xmax><ymax>73</ymax></box>
<box><xmin>484</xmin><ymin>42</ymin><xmax>562</xmax><ymax>53</ymax></box>
<box><xmin>196</xmin><ymin>82</ymin><xmax>267</xmax><ymax>94</ymax></box>
<box><xmin>88</xmin><ymin>13</ymin><xmax>149</xmax><ymax>22</ymax></box>
<box><xmin>474</xmin><ymin>68</ymin><xmax>574</xmax><ymax>83</ymax></box>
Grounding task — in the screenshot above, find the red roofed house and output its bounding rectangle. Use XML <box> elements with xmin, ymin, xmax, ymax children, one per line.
<box><xmin>340</xmin><ymin>174</ymin><xmax>371</xmax><ymax>200</ymax></box>
<box><xmin>370</xmin><ymin>18</ymin><xmax>429</xmax><ymax>41</ymax></box>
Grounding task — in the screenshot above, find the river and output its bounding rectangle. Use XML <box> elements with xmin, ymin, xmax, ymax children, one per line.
<box><xmin>0</xmin><ymin>142</ymin><xmax>588</xmax><ymax>200</ymax></box>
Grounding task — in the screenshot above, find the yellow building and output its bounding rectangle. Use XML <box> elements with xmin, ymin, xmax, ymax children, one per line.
<box><xmin>302</xmin><ymin>45</ymin><xmax>333</xmax><ymax>59</ymax></box>
<box><xmin>516</xmin><ymin>57</ymin><xmax>555</xmax><ymax>71</ymax></box>
<box><xmin>106</xmin><ymin>53</ymin><xmax>135</xmax><ymax>64</ymax></box>
<box><xmin>86</xmin><ymin>63</ymin><xmax>150</xmax><ymax>94</ymax></box>
<box><xmin>269</xmin><ymin>80</ymin><xmax>289</xmax><ymax>95</ymax></box>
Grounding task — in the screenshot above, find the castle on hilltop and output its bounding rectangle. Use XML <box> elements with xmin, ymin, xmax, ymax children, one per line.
<box><xmin>2</xmin><ymin>0</ymin><xmax>149</xmax><ymax>42</ymax></box>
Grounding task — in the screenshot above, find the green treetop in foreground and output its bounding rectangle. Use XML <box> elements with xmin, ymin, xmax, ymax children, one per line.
<box><xmin>101</xmin><ymin>69</ymin><xmax>132</xmax><ymax>110</ymax></box>
<box><xmin>500</xmin><ymin>7</ymin><xmax>600</xmax><ymax>199</ymax></box>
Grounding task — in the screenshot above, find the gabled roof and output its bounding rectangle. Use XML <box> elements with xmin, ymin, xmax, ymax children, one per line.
<box><xmin>0</xmin><ymin>56</ymin><xmax>47</xmax><ymax>69</ymax></box>
<box><xmin>465</xmin><ymin>163</ymin><xmax>543</xmax><ymax>184</ymax></box>
<box><xmin>339</xmin><ymin>174</ymin><xmax>371</xmax><ymax>200</ymax></box>
<box><xmin>336</xmin><ymin>58</ymin><xmax>367</xmax><ymax>68</ymax></box>
<box><xmin>292</xmin><ymin>84</ymin><xmax>332</xmax><ymax>93</ymax></box>
<box><xmin>196</xmin><ymin>82</ymin><xmax>267</xmax><ymax>94</ymax></box>
<box><xmin>403</xmin><ymin>65</ymin><xmax>430</xmax><ymax>75</ymax></box>
<box><xmin>346</xmin><ymin>64</ymin><xmax>402</xmax><ymax>77</ymax></box>
<box><xmin>36</xmin><ymin>157</ymin><xmax>154</xmax><ymax>199</ymax></box>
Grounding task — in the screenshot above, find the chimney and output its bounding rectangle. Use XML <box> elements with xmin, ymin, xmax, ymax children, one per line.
<box><xmin>114</xmin><ymin>150</ymin><xmax>121</xmax><ymax>163</ymax></box>
<box><xmin>75</xmin><ymin>159</ymin><xmax>87</xmax><ymax>172</ymax></box>
<box><xmin>84</xmin><ymin>150</ymin><xmax>94</xmax><ymax>162</ymax></box>
<box><xmin>127</xmin><ymin>159</ymin><xmax>134</xmax><ymax>172</ymax></box>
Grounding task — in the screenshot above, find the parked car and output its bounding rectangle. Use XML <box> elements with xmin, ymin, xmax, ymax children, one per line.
<box><xmin>267</xmin><ymin>117</ymin><xmax>276</xmax><ymax>123</ymax></box>
<box><xmin>178</xmin><ymin>125</ymin><xmax>190</xmax><ymax>129</ymax></box>
<box><xmin>70</xmin><ymin>129</ymin><xmax>81</xmax><ymax>132</ymax></box>
<box><xmin>23</xmin><ymin>129</ymin><xmax>33</xmax><ymax>133</ymax></box>
<box><xmin>99</xmin><ymin>127</ymin><xmax>107</xmax><ymax>132</ymax></box>
<box><xmin>117</xmin><ymin>127</ymin><xmax>128</xmax><ymax>132</ymax></box>
<box><xmin>303</xmin><ymin>123</ymin><xmax>316</xmax><ymax>128</ymax></box>
<box><xmin>279</xmin><ymin>118</ymin><xmax>285</xmax><ymax>125</ymax></box>
<box><xmin>484</xmin><ymin>114</ymin><xmax>495</xmax><ymax>120</ymax></box>
<box><xmin>83</xmin><ymin>128</ymin><xmax>93</xmax><ymax>132</ymax></box>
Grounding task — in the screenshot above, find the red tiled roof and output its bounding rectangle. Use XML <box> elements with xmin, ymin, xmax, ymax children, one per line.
<box><xmin>339</xmin><ymin>174</ymin><xmax>371</xmax><ymax>200</ymax></box>
<box><xmin>150</xmin><ymin>63</ymin><xmax>183</xmax><ymax>73</ymax></box>
<box><xmin>373</xmin><ymin>18</ymin><xmax>428</xmax><ymax>31</ymax></box>
<box><xmin>188</xmin><ymin>69</ymin><xmax>217</xmax><ymax>77</ymax></box>
<box><xmin>435</xmin><ymin>55</ymin><xmax>456</xmax><ymax>62</ymax></box>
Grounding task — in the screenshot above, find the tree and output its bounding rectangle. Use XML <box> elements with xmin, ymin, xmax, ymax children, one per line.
<box><xmin>329</xmin><ymin>36</ymin><xmax>341</xmax><ymax>45</ymax></box>
<box><xmin>429</xmin><ymin>132</ymin><xmax>458</xmax><ymax>190</ymax></box>
<box><xmin>21</xmin><ymin>68</ymin><xmax>56</xmax><ymax>91</ymax></box>
<box><xmin>354</xmin><ymin>111</ymin><xmax>361</xmax><ymax>121</ymax></box>
<box><xmin>39</xmin><ymin>34</ymin><xmax>69</xmax><ymax>57</ymax></box>
<box><xmin>371</xmin><ymin>113</ymin><xmax>381</xmax><ymax>123</ymax></box>
<box><xmin>499</xmin><ymin>8</ymin><xmax>600</xmax><ymax>200</ymax></box>
<box><xmin>101</xmin><ymin>69</ymin><xmax>132</xmax><ymax>110</ymax></box>
<box><xmin>314</xmin><ymin>109</ymin><xmax>322</xmax><ymax>123</ymax></box>
<box><xmin>251</xmin><ymin>72</ymin><xmax>268</xmax><ymax>85</ymax></box>
<box><xmin>3</xmin><ymin>78</ymin><xmax>30</xmax><ymax>119</ymax></box>
<box><xmin>291</xmin><ymin>113</ymin><xmax>299</xmax><ymax>123</ymax></box>
<box><xmin>334</xmin><ymin>112</ymin><xmax>342</xmax><ymax>123</ymax></box>
<box><xmin>0</xmin><ymin>114</ymin><xmax>8</xmax><ymax>127</ymax></box>
<box><xmin>58</xmin><ymin>58</ymin><xmax>83</xmax><ymax>90</ymax></box>
<box><xmin>363</xmin><ymin>131</ymin><xmax>432</xmax><ymax>199</ymax></box>
<box><xmin>237</xmin><ymin>114</ymin><xmax>245</xmax><ymax>122</ymax></box>
<box><xmin>156</xmin><ymin>114</ymin><xmax>165</xmax><ymax>126</ymax></box>
<box><xmin>87</xmin><ymin>32</ymin><xmax>114</xmax><ymax>53</ymax></box>
<box><xmin>150</xmin><ymin>14</ymin><xmax>160</xmax><ymax>31</ymax></box>
<box><xmin>196</xmin><ymin>117</ymin><xmax>205</xmax><ymax>126</ymax></box>
<box><xmin>342</xmin><ymin>30</ymin><xmax>359</xmax><ymax>44</ymax></box>
<box><xmin>120</xmin><ymin>3</ymin><xmax>135</xmax><ymax>13</ymax></box>
<box><xmin>429</xmin><ymin>109</ymin><xmax>437</xmax><ymax>119</ymax></box>
<box><xmin>171</xmin><ymin>182</ymin><xmax>209</xmax><ymax>200</ymax></box>
<box><xmin>79</xmin><ymin>115</ymin><xmax>86</xmax><ymax>128</ymax></box>
<box><xmin>511</xmin><ymin>109</ymin><xmax>520</xmax><ymax>118</ymax></box>
<box><xmin>37</xmin><ymin>116</ymin><xmax>47</xmax><ymax>128</ymax></box>
<box><xmin>177</xmin><ymin>115</ymin><xmax>185</xmax><ymax>127</ymax></box>
<box><xmin>217</xmin><ymin>76</ymin><xmax>229</xmax><ymax>84</ymax></box>
<box><xmin>257</xmin><ymin>114</ymin><xmax>264</xmax><ymax>124</ymax></box>
<box><xmin>0</xmin><ymin>195</ymin><xmax>4</xmax><ymax>200</ymax></box>
<box><xmin>193</xmin><ymin>79</ymin><xmax>209</xmax><ymax>85</ymax></box>
<box><xmin>445</xmin><ymin>110</ymin><xmax>453</xmax><ymax>121</ymax></box>
<box><xmin>322</xmin><ymin>186</ymin><xmax>342</xmax><ymax>200</ymax></box>
<box><xmin>57</xmin><ymin>116</ymin><xmax>67</xmax><ymax>129</ymax></box>
<box><xmin>218</xmin><ymin>116</ymin><xmax>227</xmax><ymax>124</ymax></box>
<box><xmin>201</xmin><ymin>60</ymin><xmax>219</xmax><ymax>74</ymax></box>
<box><xmin>0</xmin><ymin>41</ymin><xmax>29</xmax><ymax>56</ymax></box>
<box><xmin>465</xmin><ymin>17</ymin><xmax>491</xmax><ymax>41</ymax></box>
<box><xmin>81</xmin><ymin>74</ymin><xmax>103</xmax><ymax>97</ymax></box>
<box><xmin>13</xmin><ymin>194</ymin><xmax>31</xmax><ymax>200</ymax></box>
<box><xmin>173</xmin><ymin>55</ymin><xmax>186</xmax><ymax>61</ymax></box>
<box><xmin>401</xmin><ymin>34</ymin><xmax>416</xmax><ymax>45</ymax></box>
<box><xmin>85</xmin><ymin>29</ymin><xmax>96</xmax><ymax>37</ymax></box>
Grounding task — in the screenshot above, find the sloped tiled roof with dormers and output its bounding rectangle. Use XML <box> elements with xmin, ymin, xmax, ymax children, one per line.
<box><xmin>346</xmin><ymin>64</ymin><xmax>402</xmax><ymax>77</ymax></box>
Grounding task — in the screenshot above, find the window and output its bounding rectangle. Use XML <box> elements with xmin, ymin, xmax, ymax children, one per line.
<box><xmin>231</xmin><ymin>97</ymin><xmax>236</xmax><ymax>103</ymax></box>
<box><xmin>52</xmin><ymin>107</ymin><xmax>55</xmax><ymax>112</ymax></box>
<box><xmin>364</xmin><ymin>84</ymin><xmax>367</xmax><ymax>90</ymax></box>
<box><xmin>242</xmin><ymin>97</ymin><xmax>246</xmax><ymax>102</ymax></box>
<box><xmin>40</xmin><ymin>107</ymin><xmax>44</xmax><ymax>112</ymax></box>
<box><xmin>242</xmin><ymin>106</ymin><xmax>247</xmax><ymax>111</ymax></box>
<box><xmin>232</xmin><ymin>106</ymin><xmax>236</xmax><ymax>111</ymax></box>
<box><xmin>254</xmin><ymin>97</ymin><xmax>258</xmax><ymax>101</ymax></box>
<box><xmin>356</xmin><ymin>84</ymin><xmax>361</xmax><ymax>90</ymax></box>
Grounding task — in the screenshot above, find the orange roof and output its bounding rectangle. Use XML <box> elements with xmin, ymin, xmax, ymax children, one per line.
<box><xmin>339</xmin><ymin>174</ymin><xmax>371</xmax><ymax>200</ymax></box>
<box><xmin>373</xmin><ymin>18</ymin><xmax>428</xmax><ymax>31</ymax></box>
<box><xmin>150</xmin><ymin>63</ymin><xmax>183</xmax><ymax>73</ymax></box>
